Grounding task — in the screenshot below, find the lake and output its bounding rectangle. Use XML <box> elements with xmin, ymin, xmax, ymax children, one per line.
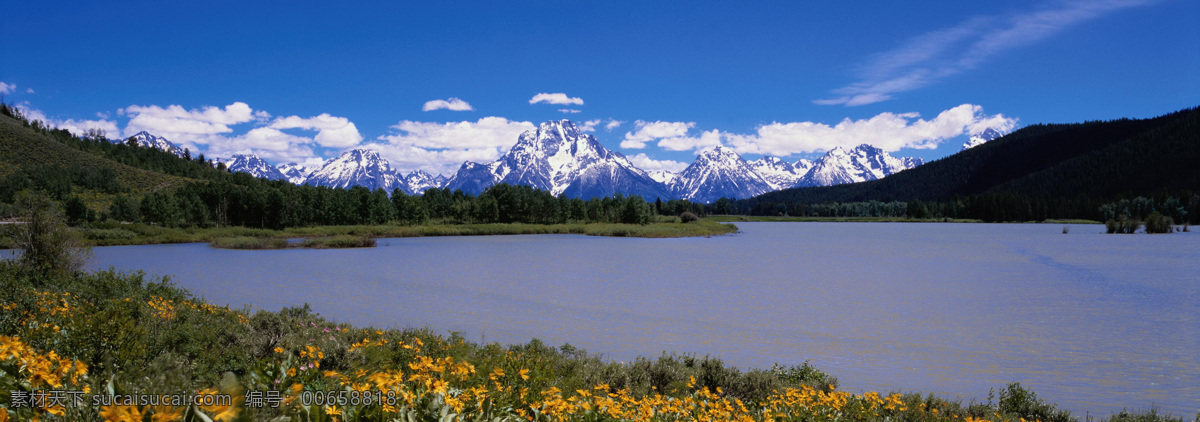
<box><xmin>79</xmin><ymin>222</ymin><xmax>1199</xmax><ymax>416</ymax></box>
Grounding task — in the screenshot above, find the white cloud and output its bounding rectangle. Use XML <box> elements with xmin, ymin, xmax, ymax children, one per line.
<box><xmin>121</xmin><ymin>102</ymin><xmax>266</xmax><ymax>148</ymax></box>
<box><xmin>558</xmin><ymin>109</ymin><xmax>581</xmax><ymax>114</ymax></box>
<box><xmin>529</xmin><ymin>92</ymin><xmax>584</xmax><ymax>106</ymax></box>
<box><xmin>657</xmin><ymin>129</ymin><xmax>725</xmax><ymax>152</ymax></box>
<box><xmin>579</xmin><ymin>119</ymin><xmax>601</xmax><ymax>132</ymax></box>
<box><xmin>374</xmin><ymin>117</ymin><xmax>535</xmax><ymax>175</ymax></box>
<box><xmin>628</xmin><ymin>153</ymin><xmax>689</xmax><ymax>173</ymax></box>
<box><xmin>604</xmin><ymin>119</ymin><xmax>624</xmax><ymax>131</ymax></box>
<box><xmin>816</xmin><ymin>0</ymin><xmax>1157</xmax><ymax>106</ymax></box>
<box><xmin>25</xmin><ymin>88</ymin><xmax>35</xmax><ymax>94</ymax></box>
<box><xmin>422</xmin><ymin>97</ymin><xmax>474</xmax><ymax>111</ymax></box>
<box><xmin>269</xmin><ymin>113</ymin><xmax>363</xmax><ymax>148</ymax></box>
<box><xmin>202</xmin><ymin>127</ymin><xmax>320</xmax><ymax>165</ymax></box>
<box><xmin>621</xmin><ymin>120</ymin><xmax>695</xmax><ymax>149</ymax></box>
<box><xmin>730</xmin><ymin>104</ymin><xmax>1017</xmax><ymax>155</ymax></box>
<box><xmin>0</xmin><ymin>82</ymin><xmax>13</xmax><ymax>95</ymax></box>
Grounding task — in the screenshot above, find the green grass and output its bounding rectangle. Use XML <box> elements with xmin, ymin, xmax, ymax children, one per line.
<box><xmin>209</xmin><ymin>236</ymin><xmax>291</xmax><ymax>249</ymax></box>
<box><xmin>209</xmin><ymin>235</ymin><xmax>377</xmax><ymax>249</ymax></box>
<box><xmin>298</xmin><ymin>234</ymin><xmax>376</xmax><ymax>249</ymax></box>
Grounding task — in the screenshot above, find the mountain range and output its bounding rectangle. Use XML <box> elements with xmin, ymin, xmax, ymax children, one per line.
<box><xmin>210</xmin><ymin>119</ymin><xmax>933</xmax><ymax>202</ymax></box>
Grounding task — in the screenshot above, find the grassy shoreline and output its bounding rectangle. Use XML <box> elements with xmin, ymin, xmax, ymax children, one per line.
<box><xmin>0</xmin><ymin>219</ymin><xmax>739</xmax><ymax>248</ymax></box>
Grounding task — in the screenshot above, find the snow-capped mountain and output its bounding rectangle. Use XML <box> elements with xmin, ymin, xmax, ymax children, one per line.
<box><xmin>672</xmin><ymin>145</ymin><xmax>773</xmax><ymax>203</ymax></box>
<box><xmin>647</xmin><ymin>170</ymin><xmax>678</xmax><ymax>186</ymax></box>
<box><xmin>400</xmin><ymin>170</ymin><xmax>443</xmax><ymax>195</ymax></box>
<box><xmin>124</xmin><ymin>131</ymin><xmax>186</xmax><ymax>157</ymax></box>
<box><xmin>444</xmin><ymin>120</ymin><xmax>671</xmax><ymax>199</ymax></box>
<box><xmin>305</xmin><ymin>149</ymin><xmax>402</xmax><ymax>191</ymax></box>
<box><xmin>962</xmin><ymin>127</ymin><xmax>1004</xmax><ymax>150</ymax></box>
<box><xmin>750</xmin><ymin>156</ymin><xmax>809</xmax><ymax>190</ymax></box>
<box><xmin>226</xmin><ymin>154</ymin><xmax>286</xmax><ymax>181</ymax></box>
<box><xmin>278</xmin><ymin>162</ymin><xmax>313</xmax><ymax>185</ymax></box>
<box><xmin>797</xmin><ymin>145</ymin><xmax>923</xmax><ymax>187</ymax></box>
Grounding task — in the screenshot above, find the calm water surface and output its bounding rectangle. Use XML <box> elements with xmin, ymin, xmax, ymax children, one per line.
<box><xmin>83</xmin><ymin>223</ymin><xmax>1199</xmax><ymax>416</ymax></box>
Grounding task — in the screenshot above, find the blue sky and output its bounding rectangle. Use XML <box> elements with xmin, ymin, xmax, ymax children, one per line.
<box><xmin>2</xmin><ymin>0</ymin><xmax>1197</xmax><ymax>176</ymax></box>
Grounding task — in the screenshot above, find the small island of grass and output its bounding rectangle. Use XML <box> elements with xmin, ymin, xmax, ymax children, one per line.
<box><xmin>209</xmin><ymin>234</ymin><xmax>378</xmax><ymax>250</ymax></box>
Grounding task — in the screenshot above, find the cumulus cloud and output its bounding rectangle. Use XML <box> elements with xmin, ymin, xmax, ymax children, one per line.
<box><xmin>529</xmin><ymin>92</ymin><xmax>584</xmax><ymax>106</ymax></box>
<box><xmin>422</xmin><ymin>97</ymin><xmax>474</xmax><ymax>111</ymax></box>
<box><xmin>579</xmin><ymin>119</ymin><xmax>601</xmax><ymax>132</ymax></box>
<box><xmin>604</xmin><ymin>119</ymin><xmax>624</xmax><ymax>131</ymax></box>
<box><xmin>269</xmin><ymin>113</ymin><xmax>363</xmax><ymax>148</ymax></box>
<box><xmin>628</xmin><ymin>153</ymin><xmax>689</xmax><ymax>173</ymax></box>
<box><xmin>374</xmin><ymin>117</ymin><xmax>536</xmax><ymax>175</ymax></box>
<box><xmin>26</xmin><ymin>88</ymin><xmax>35</xmax><ymax>94</ymax></box>
<box><xmin>120</xmin><ymin>102</ymin><xmax>268</xmax><ymax>150</ymax></box>
<box><xmin>0</xmin><ymin>82</ymin><xmax>14</xmax><ymax>95</ymax></box>
<box><xmin>816</xmin><ymin>0</ymin><xmax>1157</xmax><ymax>106</ymax></box>
<box><xmin>621</xmin><ymin>121</ymin><xmax>696</xmax><ymax>149</ymax></box>
<box><xmin>558</xmin><ymin>109</ymin><xmax>581</xmax><ymax>114</ymax></box>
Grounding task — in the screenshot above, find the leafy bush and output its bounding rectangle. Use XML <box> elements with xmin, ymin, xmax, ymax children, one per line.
<box><xmin>1106</xmin><ymin>215</ymin><xmax>1142</xmax><ymax>234</ymax></box>
<box><xmin>995</xmin><ymin>383</ymin><xmax>1073</xmax><ymax>422</ymax></box>
<box><xmin>680</xmin><ymin>211</ymin><xmax>699</xmax><ymax>223</ymax></box>
<box><xmin>1144</xmin><ymin>211</ymin><xmax>1174</xmax><ymax>233</ymax></box>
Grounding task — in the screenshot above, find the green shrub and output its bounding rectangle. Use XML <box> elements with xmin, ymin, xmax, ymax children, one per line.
<box><xmin>301</xmin><ymin>235</ymin><xmax>376</xmax><ymax>249</ymax></box>
<box><xmin>1144</xmin><ymin>211</ymin><xmax>1174</xmax><ymax>234</ymax></box>
<box><xmin>995</xmin><ymin>383</ymin><xmax>1073</xmax><ymax>422</ymax></box>
<box><xmin>680</xmin><ymin>211</ymin><xmax>699</xmax><ymax>223</ymax></box>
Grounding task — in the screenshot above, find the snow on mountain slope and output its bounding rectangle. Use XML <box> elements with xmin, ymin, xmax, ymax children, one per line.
<box><xmin>305</xmin><ymin>149</ymin><xmax>401</xmax><ymax>191</ymax></box>
<box><xmin>962</xmin><ymin>127</ymin><xmax>1004</xmax><ymax>150</ymax></box>
<box><xmin>797</xmin><ymin>145</ymin><xmax>923</xmax><ymax>187</ymax></box>
<box><xmin>444</xmin><ymin>120</ymin><xmax>670</xmax><ymax>199</ymax></box>
<box><xmin>673</xmin><ymin>146</ymin><xmax>772</xmax><ymax>203</ymax></box>
<box><xmin>124</xmin><ymin>131</ymin><xmax>186</xmax><ymax>157</ymax></box>
<box><xmin>750</xmin><ymin>156</ymin><xmax>807</xmax><ymax>190</ymax></box>
<box><xmin>278</xmin><ymin>162</ymin><xmax>313</xmax><ymax>184</ymax></box>
<box><xmin>401</xmin><ymin>170</ymin><xmax>443</xmax><ymax>195</ymax></box>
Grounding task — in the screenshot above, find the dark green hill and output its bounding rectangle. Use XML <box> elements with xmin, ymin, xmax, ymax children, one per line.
<box><xmin>0</xmin><ymin>114</ymin><xmax>192</xmax><ymax>192</ymax></box>
<box><xmin>738</xmin><ymin>107</ymin><xmax>1200</xmax><ymax>222</ymax></box>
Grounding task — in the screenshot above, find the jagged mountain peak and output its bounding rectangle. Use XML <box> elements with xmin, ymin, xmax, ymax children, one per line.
<box><xmin>673</xmin><ymin>146</ymin><xmax>772</xmax><ymax>203</ymax></box>
<box><xmin>305</xmin><ymin>148</ymin><xmax>400</xmax><ymax>191</ymax></box>
<box><xmin>798</xmin><ymin>144</ymin><xmax>921</xmax><ymax>187</ymax></box>
<box><xmin>125</xmin><ymin>131</ymin><xmax>186</xmax><ymax>157</ymax></box>
<box><xmin>750</xmin><ymin>156</ymin><xmax>806</xmax><ymax>190</ymax></box>
<box><xmin>278</xmin><ymin>162</ymin><xmax>314</xmax><ymax>185</ymax></box>
<box><xmin>226</xmin><ymin>154</ymin><xmax>286</xmax><ymax>181</ymax></box>
<box><xmin>963</xmin><ymin>127</ymin><xmax>1005</xmax><ymax>150</ymax></box>
<box><xmin>445</xmin><ymin>119</ymin><xmax>670</xmax><ymax>199</ymax></box>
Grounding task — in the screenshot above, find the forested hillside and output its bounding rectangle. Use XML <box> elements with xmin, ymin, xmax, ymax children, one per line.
<box><xmin>736</xmin><ymin>107</ymin><xmax>1200</xmax><ymax>222</ymax></box>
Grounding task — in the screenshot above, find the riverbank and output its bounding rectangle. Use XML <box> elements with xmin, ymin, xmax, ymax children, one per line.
<box><xmin>1</xmin><ymin>263</ymin><xmax>1190</xmax><ymax>422</ymax></box>
<box><xmin>0</xmin><ymin>219</ymin><xmax>739</xmax><ymax>248</ymax></box>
